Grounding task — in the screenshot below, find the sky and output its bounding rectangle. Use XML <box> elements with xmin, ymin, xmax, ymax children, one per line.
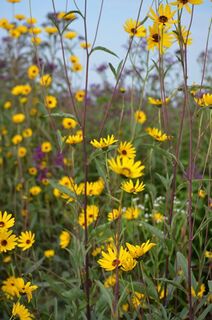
<box><xmin>1</xmin><ymin>0</ymin><xmax>212</xmax><ymax>86</ymax></box>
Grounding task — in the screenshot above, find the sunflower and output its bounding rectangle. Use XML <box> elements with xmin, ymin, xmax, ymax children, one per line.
<box><xmin>27</xmin><ymin>65</ymin><xmax>39</xmax><ymax>79</ymax></box>
<box><xmin>147</xmin><ymin>23</ymin><xmax>173</xmax><ymax>53</ymax></box>
<box><xmin>173</xmin><ymin>26</ymin><xmax>192</xmax><ymax>45</ymax></box>
<box><xmin>17</xmin><ymin>231</ymin><xmax>35</xmax><ymax>251</ymax></box>
<box><xmin>0</xmin><ymin>230</ymin><xmax>17</xmax><ymax>252</ymax></box>
<box><xmin>12</xmin><ymin>302</ymin><xmax>33</xmax><ymax>320</ymax></box>
<box><xmin>90</xmin><ymin>134</ymin><xmax>118</xmax><ymax>149</ymax></box>
<box><xmin>44</xmin><ymin>95</ymin><xmax>57</xmax><ymax>109</ymax></box>
<box><xmin>126</xmin><ymin>240</ymin><xmax>156</xmax><ymax>259</ymax></box>
<box><xmin>59</xmin><ymin>230</ymin><xmax>71</xmax><ymax>249</ymax></box>
<box><xmin>148</xmin><ymin>96</ymin><xmax>170</xmax><ymax>107</ymax></box>
<box><xmin>108</xmin><ymin>156</ymin><xmax>145</xmax><ymax>178</ymax></box>
<box><xmin>98</xmin><ymin>245</ymin><xmax>136</xmax><ymax>272</ymax></box>
<box><xmin>15</xmin><ymin>278</ymin><xmax>38</xmax><ymax>302</ymax></box>
<box><xmin>41</xmin><ymin>141</ymin><xmax>52</xmax><ymax>153</ymax></box>
<box><xmin>146</xmin><ymin>127</ymin><xmax>171</xmax><ymax>142</ymax></box>
<box><xmin>117</xmin><ymin>141</ymin><xmax>136</xmax><ymax>159</ymax></box>
<box><xmin>121</xmin><ymin>179</ymin><xmax>145</xmax><ymax>194</ymax></box>
<box><xmin>134</xmin><ymin>110</ymin><xmax>147</xmax><ymax>124</ymax></box>
<box><xmin>108</xmin><ymin>208</ymin><xmax>122</xmax><ymax>222</ymax></box>
<box><xmin>78</xmin><ymin>205</ymin><xmax>99</xmax><ymax>228</ymax></box>
<box><xmin>124</xmin><ymin>207</ymin><xmax>140</xmax><ymax>220</ymax></box>
<box><xmin>75</xmin><ymin>90</ymin><xmax>85</xmax><ymax>102</ymax></box>
<box><xmin>171</xmin><ymin>0</ymin><xmax>203</xmax><ymax>13</ymax></box>
<box><xmin>149</xmin><ymin>4</ymin><xmax>176</xmax><ymax>27</ymax></box>
<box><xmin>65</xmin><ymin>130</ymin><xmax>83</xmax><ymax>145</ymax></box>
<box><xmin>62</xmin><ymin>117</ymin><xmax>78</xmax><ymax>129</ymax></box>
<box><xmin>0</xmin><ymin>211</ymin><xmax>15</xmax><ymax>230</ymax></box>
<box><xmin>124</xmin><ymin>19</ymin><xmax>146</xmax><ymax>37</ymax></box>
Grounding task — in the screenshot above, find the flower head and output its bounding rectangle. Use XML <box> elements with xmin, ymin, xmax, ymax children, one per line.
<box><xmin>124</xmin><ymin>19</ymin><xmax>146</xmax><ymax>37</ymax></box>
<box><xmin>146</xmin><ymin>127</ymin><xmax>171</xmax><ymax>142</ymax></box>
<box><xmin>126</xmin><ymin>240</ymin><xmax>156</xmax><ymax>259</ymax></box>
<box><xmin>134</xmin><ymin>110</ymin><xmax>147</xmax><ymax>124</ymax></box>
<box><xmin>78</xmin><ymin>205</ymin><xmax>99</xmax><ymax>228</ymax></box>
<box><xmin>12</xmin><ymin>302</ymin><xmax>33</xmax><ymax>320</ymax></box>
<box><xmin>147</xmin><ymin>23</ymin><xmax>173</xmax><ymax>53</ymax></box>
<box><xmin>59</xmin><ymin>230</ymin><xmax>71</xmax><ymax>249</ymax></box>
<box><xmin>171</xmin><ymin>0</ymin><xmax>203</xmax><ymax>14</ymax></box>
<box><xmin>108</xmin><ymin>156</ymin><xmax>145</xmax><ymax>178</ymax></box>
<box><xmin>90</xmin><ymin>135</ymin><xmax>118</xmax><ymax>149</ymax></box>
<box><xmin>149</xmin><ymin>4</ymin><xmax>176</xmax><ymax>27</ymax></box>
<box><xmin>0</xmin><ymin>230</ymin><xmax>17</xmax><ymax>252</ymax></box>
<box><xmin>17</xmin><ymin>231</ymin><xmax>35</xmax><ymax>251</ymax></box>
<box><xmin>121</xmin><ymin>179</ymin><xmax>145</xmax><ymax>194</ymax></box>
<box><xmin>117</xmin><ymin>141</ymin><xmax>136</xmax><ymax>159</ymax></box>
<box><xmin>0</xmin><ymin>211</ymin><xmax>15</xmax><ymax>231</ymax></box>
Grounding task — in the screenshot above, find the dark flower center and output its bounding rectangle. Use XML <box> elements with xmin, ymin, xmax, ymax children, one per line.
<box><xmin>112</xmin><ymin>259</ymin><xmax>120</xmax><ymax>266</ymax></box>
<box><xmin>152</xmin><ymin>33</ymin><xmax>160</xmax><ymax>42</ymax></box>
<box><xmin>1</xmin><ymin>240</ymin><xmax>8</xmax><ymax>246</ymax></box>
<box><xmin>130</xmin><ymin>28</ymin><xmax>137</xmax><ymax>34</ymax></box>
<box><xmin>181</xmin><ymin>0</ymin><xmax>188</xmax><ymax>4</ymax></box>
<box><xmin>0</xmin><ymin>221</ymin><xmax>5</xmax><ymax>227</ymax></box>
<box><xmin>121</xmin><ymin>150</ymin><xmax>127</xmax><ymax>155</ymax></box>
<box><xmin>159</xmin><ymin>15</ymin><xmax>168</xmax><ymax>23</ymax></box>
<box><xmin>26</xmin><ymin>240</ymin><xmax>31</xmax><ymax>244</ymax></box>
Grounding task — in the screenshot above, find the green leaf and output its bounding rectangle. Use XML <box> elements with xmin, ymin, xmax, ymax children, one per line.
<box><xmin>197</xmin><ymin>305</ymin><xmax>212</xmax><ymax>320</ymax></box>
<box><xmin>56</xmin><ymin>130</ymin><xmax>63</xmax><ymax>151</ymax></box>
<box><xmin>116</xmin><ymin>60</ymin><xmax>123</xmax><ymax>77</ymax></box>
<box><xmin>108</xmin><ymin>63</ymin><xmax>117</xmax><ymax>79</ymax></box>
<box><xmin>91</xmin><ymin>46</ymin><xmax>118</xmax><ymax>58</ymax></box>
<box><xmin>139</xmin><ymin>221</ymin><xmax>164</xmax><ymax>240</ymax></box>
<box><xmin>25</xmin><ymin>257</ymin><xmax>45</xmax><ymax>274</ymax></box>
<box><xmin>95</xmin><ymin>280</ymin><xmax>113</xmax><ymax>311</ymax></box>
<box><xmin>176</xmin><ymin>252</ymin><xmax>197</xmax><ymax>287</ymax></box>
<box><xmin>43</xmin><ymin>112</ymin><xmax>77</xmax><ymax>120</ymax></box>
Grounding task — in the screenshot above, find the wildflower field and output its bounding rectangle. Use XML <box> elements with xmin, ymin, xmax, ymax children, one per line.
<box><xmin>0</xmin><ymin>0</ymin><xmax>212</xmax><ymax>319</ymax></box>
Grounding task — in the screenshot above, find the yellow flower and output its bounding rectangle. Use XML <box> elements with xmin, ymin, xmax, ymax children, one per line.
<box><xmin>121</xmin><ymin>179</ymin><xmax>145</xmax><ymax>194</ymax></box>
<box><xmin>40</xmin><ymin>74</ymin><xmax>52</xmax><ymax>87</ymax></box>
<box><xmin>80</xmin><ymin>42</ymin><xmax>91</xmax><ymax>49</ymax></box>
<box><xmin>98</xmin><ymin>245</ymin><xmax>136</xmax><ymax>272</ymax></box>
<box><xmin>90</xmin><ymin>134</ymin><xmax>118</xmax><ymax>149</ymax></box>
<box><xmin>18</xmin><ymin>147</ymin><xmax>27</xmax><ymax>158</ymax></box>
<box><xmin>148</xmin><ymin>96</ymin><xmax>170</xmax><ymax>107</ymax></box>
<box><xmin>124</xmin><ymin>207</ymin><xmax>140</xmax><ymax>220</ymax></box>
<box><xmin>79</xmin><ymin>178</ymin><xmax>105</xmax><ymax>196</ymax></box>
<box><xmin>27</xmin><ymin>64</ymin><xmax>39</xmax><ymax>79</ymax></box>
<box><xmin>64</xmin><ymin>31</ymin><xmax>77</xmax><ymax>39</ymax></box>
<box><xmin>62</xmin><ymin>117</ymin><xmax>78</xmax><ymax>129</ymax></box>
<box><xmin>22</xmin><ymin>128</ymin><xmax>33</xmax><ymax>138</ymax></box>
<box><xmin>15</xmin><ymin>277</ymin><xmax>38</xmax><ymax>302</ymax></box>
<box><xmin>108</xmin><ymin>156</ymin><xmax>145</xmax><ymax>178</ymax></box>
<box><xmin>124</xmin><ymin>19</ymin><xmax>146</xmax><ymax>37</ymax></box>
<box><xmin>0</xmin><ymin>211</ymin><xmax>15</xmax><ymax>231</ymax></box>
<box><xmin>28</xmin><ymin>167</ymin><xmax>37</xmax><ymax>175</ymax></box>
<box><xmin>12</xmin><ymin>302</ymin><xmax>33</xmax><ymax>320</ymax></box>
<box><xmin>9</xmin><ymin>28</ymin><xmax>21</xmax><ymax>38</ymax></box>
<box><xmin>72</xmin><ymin>62</ymin><xmax>83</xmax><ymax>72</ymax></box>
<box><xmin>126</xmin><ymin>240</ymin><xmax>156</xmax><ymax>259</ymax></box>
<box><xmin>147</xmin><ymin>23</ymin><xmax>173</xmax><ymax>53</ymax></box>
<box><xmin>2</xmin><ymin>276</ymin><xmax>19</xmax><ymax>298</ymax></box>
<box><xmin>92</xmin><ymin>246</ymin><xmax>102</xmax><ymax>257</ymax></box>
<box><xmin>12</xmin><ymin>134</ymin><xmax>23</xmax><ymax>145</ymax></box>
<box><xmin>59</xmin><ymin>230</ymin><xmax>71</xmax><ymax>249</ymax></box>
<box><xmin>45</xmin><ymin>26</ymin><xmax>58</xmax><ymax>34</ymax></box>
<box><xmin>203</xmin><ymin>93</ymin><xmax>212</xmax><ymax>106</ymax></box>
<box><xmin>131</xmin><ymin>291</ymin><xmax>145</xmax><ymax>309</ymax></box>
<box><xmin>104</xmin><ymin>274</ymin><xmax>116</xmax><ymax>288</ymax></box>
<box><xmin>22</xmin><ymin>84</ymin><xmax>32</xmax><ymax>95</ymax></box>
<box><xmin>26</xmin><ymin>17</ymin><xmax>37</xmax><ymax>25</ymax></box>
<box><xmin>157</xmin><ymin>284</ymin><xmax>165</xmax><ymax>299</ymax></box>
<box><xmin>3</xmin><ymin>255</ymin><xmax>12</xmax><ymax>263</ymax></box>
<box><xmin>173</xmin><ymin>26</ymin><xmax>192</xmax><ymax>45</ymax></box>
<box><xmin>198</xmin><ymin>189</ymin><xmax>206</xmax><ymax>198</ymax></box>
<box><xmin>64</xmin><ymin>131</ymin><xmax>83</xmax><ymax>145</ymax></box>
<box><xmin>75</xmin><ymin>90</ymin><xmax>85</xmax><ymax>102</ymax></box>
<box><xmin>146</xmin><ymin>127</ymin><xmax>171</xmax><ymax>142</ymax></box>
<box><xmin>15</xmin><ymin>14</ymin><xmax>25</xmax><ymax>20</ymax></box>
<box><xmin>108</xmin><ymin>208</ymin><xmax>122</xmax><ymax>222</ymax></box>
<box><xmin>3</xmin><ymin>101</ymin><xmax>12</xmax><ymax>109</ymax></box>
<box><xmin>191</xmin><ymin>284</ymin><xmax>205</xmax><ymax>298</ymax></box>
<box><xmin>148</xmin><ymin>4</ymin><xmax>176</xmax><ymax>27</ymax></box>
<box><xmin>78</xmin><ymin>205</ymin><xmax>99</xmax><ymax>228</ymax></box>
<box><xmin>171</xmin><ymin>0</ymin><xmax>203</xmax><ymax>14</ymax></box>
<box><xmin>29</xmin><ymin>186</ymin><xmax>41</xmax><ymax>196</ymax></box>
<box><xmin>58</xmin><ymin>12</ymin><xmax>76</xmax><ymax>21</ymax></box>
<box><xmin>205</xmin><ymin>251</ymin><xmax>212</xmax><ymax>259</ymax></box>
<box><xmin>117</xmin><ymin>141</ymin><xmax>136</xmax><ymax>159</ymax></box>
<box><xmin>134</xmin><ymin>110</ymin><xmax>147</xmax><ymax>124</ymax></box>
<box><xmin>44</xmin><ymin>95</ymin><xmax>57</xmax><ymax>109</ymax></box>
<box><xmin>12</xmin><ymin>113</ymin><xmax>25</xmax><ymax>124</ymax></box>
<box><xmin>0</xmin><ymin>230</ymin><xmax>17</xmax><ymax>253</ymax></box>
<box><xmin>31</xmin><ymin>36</ymin><xmax>42</xmax><ymax>45</ymax></box>
<box><xmin>152</xmin><ymin>212</ymin><xmax>164</xmax><ymax>223</ymax></box>
<box><xmin>18</xmin><ymin>231</ymin><xmax>35</xmax><ymax>251</ymax></box>
<box><xmin>44</xmin><ymin>249</ymin><xmax>55</xmax><ymax>258</ymax></box>
<box><xmin>69</xmin><ymin>55</ymin><xmax>79</xmax><ymax>64</ymax></box>
<box><xmin>41</xmin><ymin>141</ymin><xmax>52</xmax><ymax>153</ymax></box>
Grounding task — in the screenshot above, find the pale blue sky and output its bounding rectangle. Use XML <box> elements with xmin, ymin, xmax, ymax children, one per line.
<box><xmin>1</xmin><ymin>0</ymin><xmax>212</xmax><ymax>85</ymax></box>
